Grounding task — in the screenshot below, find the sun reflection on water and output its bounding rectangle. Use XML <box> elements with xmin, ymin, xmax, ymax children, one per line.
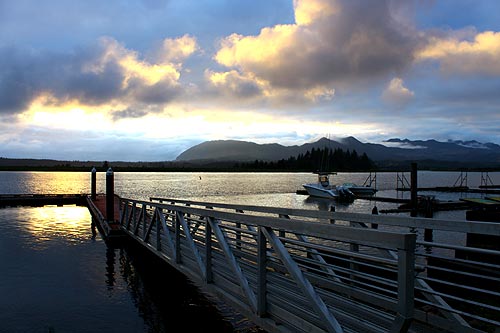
<box><xmin>18</xmin><ymin>205</ymin><xmax>95</xmax><ymax>250</ymax></box>
<box><xmin>10</xmin><ymin>171</ymin><xmax>93</xmax><ymax>194</ymax></box>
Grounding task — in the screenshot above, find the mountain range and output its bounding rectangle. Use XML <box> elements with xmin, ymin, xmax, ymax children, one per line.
<box><xmin>2</xmin><ymin>137</ymin><xmax>499</xmax><ymax>170</ymax></box>
<box><xmin>176</xmin><ymin>137</ymin><xmax>500</xmax><ymax>169</ymax></box>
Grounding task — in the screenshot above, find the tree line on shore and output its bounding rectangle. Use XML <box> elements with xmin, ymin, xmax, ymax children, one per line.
<box><xmin>1</xmin><ymin>147</ymin><xmax>374</xmax><ymax>172</ymax></box>
<box><xmin>234</xmin><ymin>147</ymin><xmax>374</xmax><ymax>171</ymax></box>
<box><xmin>3</xmin><ymin>148</ymin><xmax>497</xmax><ymax>172</ymax></box>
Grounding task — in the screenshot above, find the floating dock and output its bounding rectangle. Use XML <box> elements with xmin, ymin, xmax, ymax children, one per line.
<box><xmin>397</xmin><ymin>186</ymin><xmax>500</xmax><ymax>194</ymax></box>
<box><xmin>0</xmin><ymin>193</ymin><xmax>87</xmax><ymax>207</ymax></box>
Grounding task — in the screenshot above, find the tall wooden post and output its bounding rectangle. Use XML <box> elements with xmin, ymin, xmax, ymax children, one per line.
<box><xmin>410</xmin><ymin>163</ymin><xmax>418</xmax><ymax>217</ymax></box>
<box><xmin>91</xmin><ymin>167</ymin><xmax>97</xmax><ymax>200</ymax></box>
<box><xmin>106</xmin><ymin>167</ymin><xmax>114</xmax><ymax>223</ymax></box>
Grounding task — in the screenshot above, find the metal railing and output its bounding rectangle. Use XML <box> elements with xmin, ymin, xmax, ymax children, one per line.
<box><xmin>119</xmin><ymin>197</ymin><xmax>418</xmax><ymax>333</ymax></box>
<box><xmin>149</xmin><ymin>197</ymin><xmax>500</xmax><ymax>333</ymax></box>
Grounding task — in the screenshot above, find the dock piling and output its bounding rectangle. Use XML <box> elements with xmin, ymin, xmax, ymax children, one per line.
<box><xmin>91</xmin><ymin>167</ymin><xmax>97</xmax><ymax>200</ymax></box>
<box><xmin>106</xmin><ymin>168</ymin><xmax>114</xmax><ymax>223</ymax></box>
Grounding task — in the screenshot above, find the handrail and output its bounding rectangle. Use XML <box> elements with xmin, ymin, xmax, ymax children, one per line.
<box><xmin>120</xmin><ymin>197</ymin><xmax>417</xmax><ymax>333</ymax></box>
<box><xmin>149</xmin><ymin>197</ymin><xmax>500</xmax><ymax>235</ymax></box>
<box><xmin>148</xmin><ymin>196</ymin><xmax>500</xmax><ymax>333</ymax></box>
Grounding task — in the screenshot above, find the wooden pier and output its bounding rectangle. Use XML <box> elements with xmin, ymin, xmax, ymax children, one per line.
<box><xmin>86</xmin><ymin>194</ymin><xmax>124</xmax><ymax>239</ymax></box>
<box><xmin>93</xmin><ymin>195</ymin><xmax>499</xmax><ymax>333</ymax></box>
<box><xmin>3</xmin><ymin>191</ymin><xmax>499</xmax><ymax>332</ymax></box>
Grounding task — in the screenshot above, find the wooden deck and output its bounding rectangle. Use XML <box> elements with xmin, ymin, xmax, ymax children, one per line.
<box><xmin>85</xmin><ymin>194</ymin><xmax>124</xmax><ymax>239</ymax></box>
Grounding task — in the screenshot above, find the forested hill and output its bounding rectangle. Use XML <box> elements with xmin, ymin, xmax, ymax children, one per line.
<box><xmin>235</xmin><ymin>147</ymin><xmax>374</xmax><ymax>171</ymax></box>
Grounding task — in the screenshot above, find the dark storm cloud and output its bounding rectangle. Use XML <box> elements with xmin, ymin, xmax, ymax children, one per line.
<box><xmin>290</xmin><ymin>0</ymin><xmax>420</xmax><ymax>87</ymax></box>
<box><xmin>110</xmin><ymin>108</ymin><xmax>149</xmax><ymax>121</ymax></box>
<box><xmin>0</xmin><ymin>46</ymin><xmax>38</xmax><ymax>113</ymax></box>
<box><xmin>0</xmin><ymin>44</ymin><xmax>121</xmax><ymax>113</ymax></box>
<box><xmin>0</xmin><ymin>38</ymin><xmax>185</xmax><ymax>115</ymax></box>
<box><xmin>126</xmin><ymin>77</ymin><xmax>182</xmax><ymax>105</ymax></box>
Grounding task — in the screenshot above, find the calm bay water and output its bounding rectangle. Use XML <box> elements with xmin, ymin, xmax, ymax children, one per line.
<box><xmin>0</xmin><ymin>170</ymin><xmax>499</xmax><ymax>332</ymax></box>
<box><xmin>1</xmin><ymin>170</ymin><xmax>499</xmax><ymax>215</ymax></box>
<box><xmin>0</xmin><ymin>205</ymin><xmax>237</xmax><ymax>333</ymax></box>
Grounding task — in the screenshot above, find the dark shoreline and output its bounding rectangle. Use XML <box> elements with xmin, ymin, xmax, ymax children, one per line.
<box><xmin>1</xmin><ymin>157</ymin><xmax>500</xmax><ymax>172</ymax></box>
<box><xmin>1</xmin><ymin>166</ymin><xmax>499</xmax><ymax>172</ymax></box>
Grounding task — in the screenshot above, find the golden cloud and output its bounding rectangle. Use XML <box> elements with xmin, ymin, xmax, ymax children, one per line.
<box><xmin>159</xmin><ymin>34</ymin><xmax>199</xmax><ymax>63</ymax></box>
<box><xmin>91</xmin><ymin>37</ymin><xmax>184</xmax><ymax>88</ymax></box>
<box><xmin>418</xmin><ymin>31</ymin><xmax>500</xmax><ymax>74</ymax></box>
<box><xmin>382</xmin><ymin>77</ymin><xmax>414</xmax><ymax>108</ymax></box>
<box><xmin>212</xmin><ymin>0</ymin><xmax>418</xmax><ymax>103</ymax></box>
<box><xmin>293</xmin><ymin>0</ymin><xmax>338</xmax><ymax>26</ymax></box>
<box><xmin>215</xmin><ymin>24</ymin><xmax>298</xmax><ymax>69</ymax></box>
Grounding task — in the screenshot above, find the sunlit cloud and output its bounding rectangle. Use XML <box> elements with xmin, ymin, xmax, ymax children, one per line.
<box><xmin>19</xmin><ymin>94</ymin><xmax>116</xmax><ymax>131</ymax></box>
<box><xmin>212</xmin><ymin>0</ymin><xmax>420</xmax><ymax>101</ymax></box>
<box><xmin>157</xmin><ymin>34</ymin><xmax>199</xmax><ymax>63</ymax></box>
<box><xmin>293</xmin><ymin>0</ymin><xmax>338</xmax><ymax>26</ymax></box>
<box><xmin>418</xmin><ymin>30</ymin><xmax>500</xmax><ymax>75</ymax></box>
<box><xmin>381</xmin><ymin>77</ymin><xmax>414</xmax><ymax>108</ymax></box>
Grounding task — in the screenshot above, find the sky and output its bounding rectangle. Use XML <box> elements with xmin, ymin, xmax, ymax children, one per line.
<box><xmin>1</xmin><ymin>0</ymin><xmax>499</xmax><ymax>161</ymax></box>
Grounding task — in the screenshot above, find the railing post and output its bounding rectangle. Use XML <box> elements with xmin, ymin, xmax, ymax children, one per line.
<box><xmin>156</xmin><ymin>208</ymin><xmax>162</xmax><ymax>251</ymax></box>
<box><xmin>205</xmin><ymin>219</ymin><xmax>213</xmax><ymax>283</ymax></box>
<box><xmin>329</xmin><ymin>205</ymin><xmax>336</xmax><ymax>224</ymax></box>
<box><xmin>235</xmin><ymin>209</ymin><xmax>244</xmax><ymax>252</ymax></box>
<box><xmin>391</xmin><ymin>233</ymin><xmax>416</xmax><ymax>333</ymax></box>
<box><xmin>257</xmin><ymin>226</ymin><xmax>267</xmax><ymax>317</ymax></box>
<box><xmin>175</xmin><ymin>211</ymin><xmax>181</xmax><ymax>264</ymax></box>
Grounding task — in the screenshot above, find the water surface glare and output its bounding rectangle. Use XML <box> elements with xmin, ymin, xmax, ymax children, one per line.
<box><xmin>0</xmin><ymin>206</ymin><xmax>236</xmax><ymax>332</ymax></box>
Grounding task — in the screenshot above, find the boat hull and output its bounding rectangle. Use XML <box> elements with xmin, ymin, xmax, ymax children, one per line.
<box><xmin>302</xmin><ymin>184</ymin><xmax>338</xmax><ymax>198</ymax></box>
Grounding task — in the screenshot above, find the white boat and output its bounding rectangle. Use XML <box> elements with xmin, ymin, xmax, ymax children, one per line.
<box><xmin>342</xmin><ymin>182</ymin><xmax>377</xmax><ymax>196</ymax></box>
<box><xmin>302</xmin><ymin>173</ymin><xmax>355</xmax><ymax>200</ymax></box>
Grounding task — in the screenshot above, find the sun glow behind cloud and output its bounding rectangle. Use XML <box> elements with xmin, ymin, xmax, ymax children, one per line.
<box><xmin>17</xmin><ymin>90</ymin><xmax>378</xmax><ymax>146</ymax></box>
<box><xmin>20</xmin><ymin>95</ymin><xmax>112</xmax><ymax>131</ymax></box>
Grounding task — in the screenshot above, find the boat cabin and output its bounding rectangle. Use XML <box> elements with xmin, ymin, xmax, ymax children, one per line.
<box><xmin>316</xmin><ymin>172</ymin><xmax>336</xmax><ymax>187</ymax></box>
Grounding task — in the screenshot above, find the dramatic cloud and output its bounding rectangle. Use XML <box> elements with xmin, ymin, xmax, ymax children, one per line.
<box><xmin>211</xmin><ymin>0</ymin><xmax>421</xmax><ymax>101</ymax></box>
<box><xmin>382</xmin><ymin>77</ymin><xmax>414</xmax><ymax>108</ymax></box>
<box><xmin>0</xmin><ymin>35</ymin><xmax>198</xmax><ymax>115</ymax></box>
<box><xmin>205</xmin><ymin>69</ymin><xmax>335</xmax><ymax>105</ymax></box>
<box><xmin>418</xmin><ymin>30</ymin><xmax>500</xmax><ymax>75</ymax></box>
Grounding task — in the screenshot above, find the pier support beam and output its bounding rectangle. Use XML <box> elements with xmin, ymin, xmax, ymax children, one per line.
<box><xmin>106</xmin><ymin>167</ymin><xmax>114</xmax><ymax>223</ymax></box>
<box><xmin>91</xmin><ymin>167</ymin><xmax>97</xmax><ymax>200</ymax></box>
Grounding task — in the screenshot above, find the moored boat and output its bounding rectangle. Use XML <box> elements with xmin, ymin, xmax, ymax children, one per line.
<box><xmin>302</xmin><ymin>172</ymin><xmax>355</xmax><ymax>201</ymax></box>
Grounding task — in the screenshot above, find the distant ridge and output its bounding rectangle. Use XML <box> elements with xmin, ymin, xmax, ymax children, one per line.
<box><xmin>175</xmin><ymin>138</ymin><xmax>345</xmax><ymax>162</ymax></box>
<box><xmin>176</xmin><ymin>137</ymin><xmax>500</xmax><ymax>168</ymax></box>
<box><xmin>2</xmin><ymin>137</ymin><xmax>500</xmax><ymax>170</ymax></box>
